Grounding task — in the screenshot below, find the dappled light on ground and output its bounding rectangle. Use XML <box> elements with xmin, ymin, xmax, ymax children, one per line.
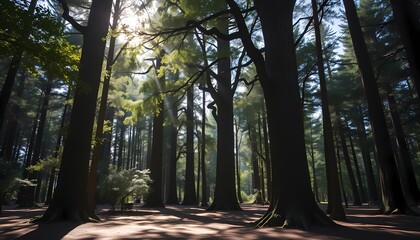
<box><xmin>1</xmin><ymin>204</ymin><xmax>420</xmax><ymax>239</ymax></box>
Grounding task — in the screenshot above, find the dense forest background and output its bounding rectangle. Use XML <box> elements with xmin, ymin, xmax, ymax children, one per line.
<box><xmin>1</xmin><ymin>0</ymin><xmax>420</xmax><ymax>228</ymax></box>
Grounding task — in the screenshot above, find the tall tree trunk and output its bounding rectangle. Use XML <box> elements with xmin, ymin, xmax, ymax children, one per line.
<box><xmin>46</xmin><ymin>89</ymin><xmax>71</xmax><ymax>205</ymax></box>
<box><xmin>117</xmin><ymin>117</ymin><xmax>126</xmax><ymax>171</ymax></box>
<box><xmin>388</xmin><ymin>0</ymin><xmax>420</xmax><ymax>98</ymax></box>
<box><xmin>257</xmin><ymin>112</ymin><xmax>266</xmax><ymax>203</ymax></box>
<box><xmin>387</xmin><ymin>89</ymin><xmax>420</xmax><ymax>205</ymax></box>
<box><xmin>143</xmin><ymin>55</ymin><xmax>165</xmax><ymax>208</ymax></box>
<box><xmin>207</xmin><ymin>11</ymin><xmax>240</xmax><ymax>211</ymax></box>
<box><xmin>344</xmin><ymin>117</ymin><xmax>367</xmax><ymax>203</ymax></box>
<box><xmin>353</xmin><ymin>105</ymin><xmax>379</xmax><ymax>204</ymax></box>
<box><xmin>165</xmin><ymin>99</ymin><xmax>179</xmax><ymax>204</ymax></box>
<box><xmin>1</xmin><ymin>71</ymin><xmax>26</xmax><ymax>163</ymax></box>
<box><xmin>261</xmin><ymin>107</ymin><xmax>272</xmax><ymax>203</ymax></box>
<box><xmin>336</xmin><ymin>141</ymin><xmax>349</xmax><ymax>208</ymax></box>
<box><xmin>36</xmin><ymin>0</ymin><xmax>113</xmax><ymax>222</ymax></box>
<box><xmin>311</xmin><ymin>0</ymin><xmax>345</xmax><ymax>220</ymax></box>
<box><xmin>342</xmin><ymin>0</ymin><xmax>409</xmax><ymax>214</ymax></box>
<box><xmin>200</xmin><ymin>80</ymin><xmax>208</xmax><ymax>207</ymax></box>
<box><xmin>309</xmin><ymin>123</ymin><xmax>320</xmax><ymax>203</ymax></box>
<box><xmin>225</xmin><ymin>0</ymin><xmax>334</xmax><ymax>227</ymax></box>
<box><xmin>337</xmin><ymin>116</ymin><xmax>361</xmax><ymax>205</ymax></box>
<box><xmin>234</xmin><ymin>118</ymin><xmax>243</xmax><ymax>203</ymax></box>
<box><xmin>249</xmin><ymin>123</ymin><xmax>263</xmax><ymax>204</ymax></box>
<box><xmin>0</xmin><ymin>0</ymin><xmax>37</xmax><ymax>132</ymax></box>
<box><xmin>30</xmin><ymin>77</ymin><xmax>54</xmax><ymax>204</ymax></box>
<box><xmin>182</xmin><ymin>88</ymin><xmax>197</xmax><ymax>205</ymax></box>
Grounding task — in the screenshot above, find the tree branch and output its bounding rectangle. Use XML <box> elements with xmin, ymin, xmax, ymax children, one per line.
<box><xmin>57</xmin><ymin>0</ymin><xmax>87</xmax><ymax>34</ymax></box>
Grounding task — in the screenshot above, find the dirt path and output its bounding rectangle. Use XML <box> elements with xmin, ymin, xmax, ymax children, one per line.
<box><xmin>1</xmin><ymin>204</ymin><xmax>420</xmax><ymax>239</ymax></box>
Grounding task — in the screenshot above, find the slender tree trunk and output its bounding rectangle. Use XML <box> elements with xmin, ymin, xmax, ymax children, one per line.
<box><xmin>201</xmin><ymin>80</ymin><xmax>208</xmax><ymax>207</ymax></box>
<box><xmin>309</xmin><ymin>124</ymin><xmax>320</xmax><ymax>203</ymax></box>
<box><xmin>344</xmin><ymin>117</ymin><xmax>367</xmax><ymax>203</ymax></box>
<box><xmin>45</xmin><ymin>90</ymin><xmax>71</xmax><ymax>205</ymax></box>
<box><xmin>36</xmin><ymin>0</ymin><xmax>113</xmax><ymax>222</ymax></box>
<box><xmin>261</xmin><ymin>107</ymin><xmax>272</xmax><ymax>203</ymax></box>
<box><xmin>182</xmin><ymin>88</ymin><xmax>197</xmax><ymax>205</ymax></box>
<box><xmin>343</xmin><ymin>0</ymin><xmax>410</xmax><ymax>214</ymax></box>
<box><xmin>117</xmin><ymin>117</ymin><xmax>126</xmax><ymax>170</ymax></box>
<box><xmin>353</xmin><ymin>105</ymin><xmax>379</xmax><ymax>204</ymax></box>
<box><xmin>234</xmin><ymin>118</ymin><xmax>243</xmax><ymax>203</ymax></box>
<box><xmin>336</xmin><ymin>142</ymin><xmax>349</xmax><ymax>208</ymax></box>
<box><xmin>337</xmin><ymin>116</ymin><xmax>361</xmax><ymax>205</ymax></box>
<box><xmin>311</xmin><ymin>0</ymin><xmax>346</xmax><ymax>220</ymax></box>
<box><xmin>249</xmin><ymin>123</ymin><xmax>263</xmax><ymax>204</ymax></box>
<box><xmin>165</xmin><ymin>99</ymin><xmax>179</xmax><ymax>204</ymax></box>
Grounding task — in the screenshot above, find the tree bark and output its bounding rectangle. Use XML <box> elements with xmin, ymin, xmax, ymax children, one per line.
<box><xmin>207</xmin><ymin>10</ymin><xmax>241</xmax><ymax>211</ymax></box>
<box><xmin>311</xmin><ymin>0</ymin><xmax>346</xmax><ymax>220</ymax></box>
<box><xmin>35</xmin><ymin>0</ymin><xmax>113</xmax><ymax>222</ymax></box>
<box><xmin>143</xmin><ymin>55</ymin><xmax>165</xmax><ymax>208</ymax></box>
<box><xmin>388</xmin><ymin>0</ymin><xmax>420</xmax><ymax>98</ymax></box>
<box><xmin>337</xmin><ymin>116</ymin><xmax>361</xmax><ymax>205</ymax></box>
<box><xmin>225</xmin><ymin>0</ymin><xmax>334</xmax><ymax>227</ymax></box>
<box><xmin>387</xmin><ymin>89</ymin><xmax>420</xmax><ymax>205</ymax></box>
<box><xmin>353</xmin><ymin>105</ymin><xmax>379</xmax><ymax>204</ymax></box>
<box><xmin>165</xmin><ymin>98</ymin><xmax>179</xmax><ymax>204</ymax></box>
<box><xmin>182</xmin><ymin>88</ymin><xmax>198</xmax><ymax>205</ymax></box>
<box><xmin>342</xmin><ymin>0</ymin><xmax>410</xmax><ymax>214</ymax></box>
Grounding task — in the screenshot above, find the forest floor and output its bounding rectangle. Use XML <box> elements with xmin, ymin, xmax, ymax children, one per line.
<box><xmin>1</xmin><ymin>203</ymin><xmax>420</xmax><ymax>240</ymax></box>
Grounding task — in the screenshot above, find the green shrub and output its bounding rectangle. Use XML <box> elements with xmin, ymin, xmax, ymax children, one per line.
<box><xmin>101</xmin><ymin>165</ymin><xmax>151</xmax><ymax>211</ymax></box>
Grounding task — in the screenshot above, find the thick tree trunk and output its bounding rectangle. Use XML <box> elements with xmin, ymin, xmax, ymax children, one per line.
<box><xmin>343</xmin><ymin>0</ymin><xmax>409</xmax><ymax>214</ymax></box>
<box><xmin>247</xmin><ymin>0</ymin><xmax>334</xmax><ymax>228</ymax></box>
<box><xmin>388</xmin><ymin>0</ymin><xmax>420</xmax><ymax>98</ymax></box>
<box><xmin>207</xmin><ymin>12</ymin><xmax>240</xmax><ymax>211</ymax></box>
<box><xmin>182</xmin><ymin>88</ymin><xmax>197</xmax><ymax>205</ymax></box>
<box><xmin>35</xmin><ymin>0</ymin><xmax>113</xmax><ymax>222</ymax></box>
<box><xmin>311</xmin><ymin>0</ymin><xmax>345</xmax><ymax>220</ymax></box>
<box><xmin>387</xmin><ymin>91</ymin><xmax>420</xmax><ymax>205</ymax></box>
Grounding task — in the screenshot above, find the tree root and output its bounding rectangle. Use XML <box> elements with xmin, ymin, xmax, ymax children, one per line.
<box><xmin>254</xmin><ymin>207</ymin><xmax>337</xmax><ymax>229</ymax></box>
<box><xmin>30</xmin><ymin>208</ymin><xmax>100</xmax><ymax>224</ymax></box>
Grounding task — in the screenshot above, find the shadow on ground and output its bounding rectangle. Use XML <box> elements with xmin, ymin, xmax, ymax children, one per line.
<box><xmin>1</xmin><ymin>203</ymin><xmax>420</xmax><ymax>239</ymax></box>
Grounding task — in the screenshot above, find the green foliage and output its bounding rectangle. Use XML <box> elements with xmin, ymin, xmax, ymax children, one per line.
<box><xmin>26</xmin><ymin>155</ymin><xmax>60</xmax><ymax>175</ymax></box>
<box><xmin>240</xmin><ymin>190</ymin><xmax>254</xmax><ymax>203</ymax></box>
<box><xmin>0</xmin><ymin>0</ymin><xmax>81</xmax><ymax>82</ymax></box>
<box><xmin>101</xmin><ymin>165</ymin><xmax>151</xmax><ymax>211</ymax></box>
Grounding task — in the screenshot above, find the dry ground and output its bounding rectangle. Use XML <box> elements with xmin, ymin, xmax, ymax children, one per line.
<box><xmin>1</xmin><ymin>203</ymin><xmax>420</xmax><ymax>239</ymax></box>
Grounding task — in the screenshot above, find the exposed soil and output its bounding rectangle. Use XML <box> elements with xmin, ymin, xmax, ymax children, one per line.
<box><xmin>1</xmin><ymin>203</ymin><xmax>420</xmax><ymax>239</ymax></box>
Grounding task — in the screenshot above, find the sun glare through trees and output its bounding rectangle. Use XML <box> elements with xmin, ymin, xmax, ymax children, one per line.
<box><xmin>1</xmin><ymin>0</ymin><xmax>420</xmax><ymax>239</ymax></box>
